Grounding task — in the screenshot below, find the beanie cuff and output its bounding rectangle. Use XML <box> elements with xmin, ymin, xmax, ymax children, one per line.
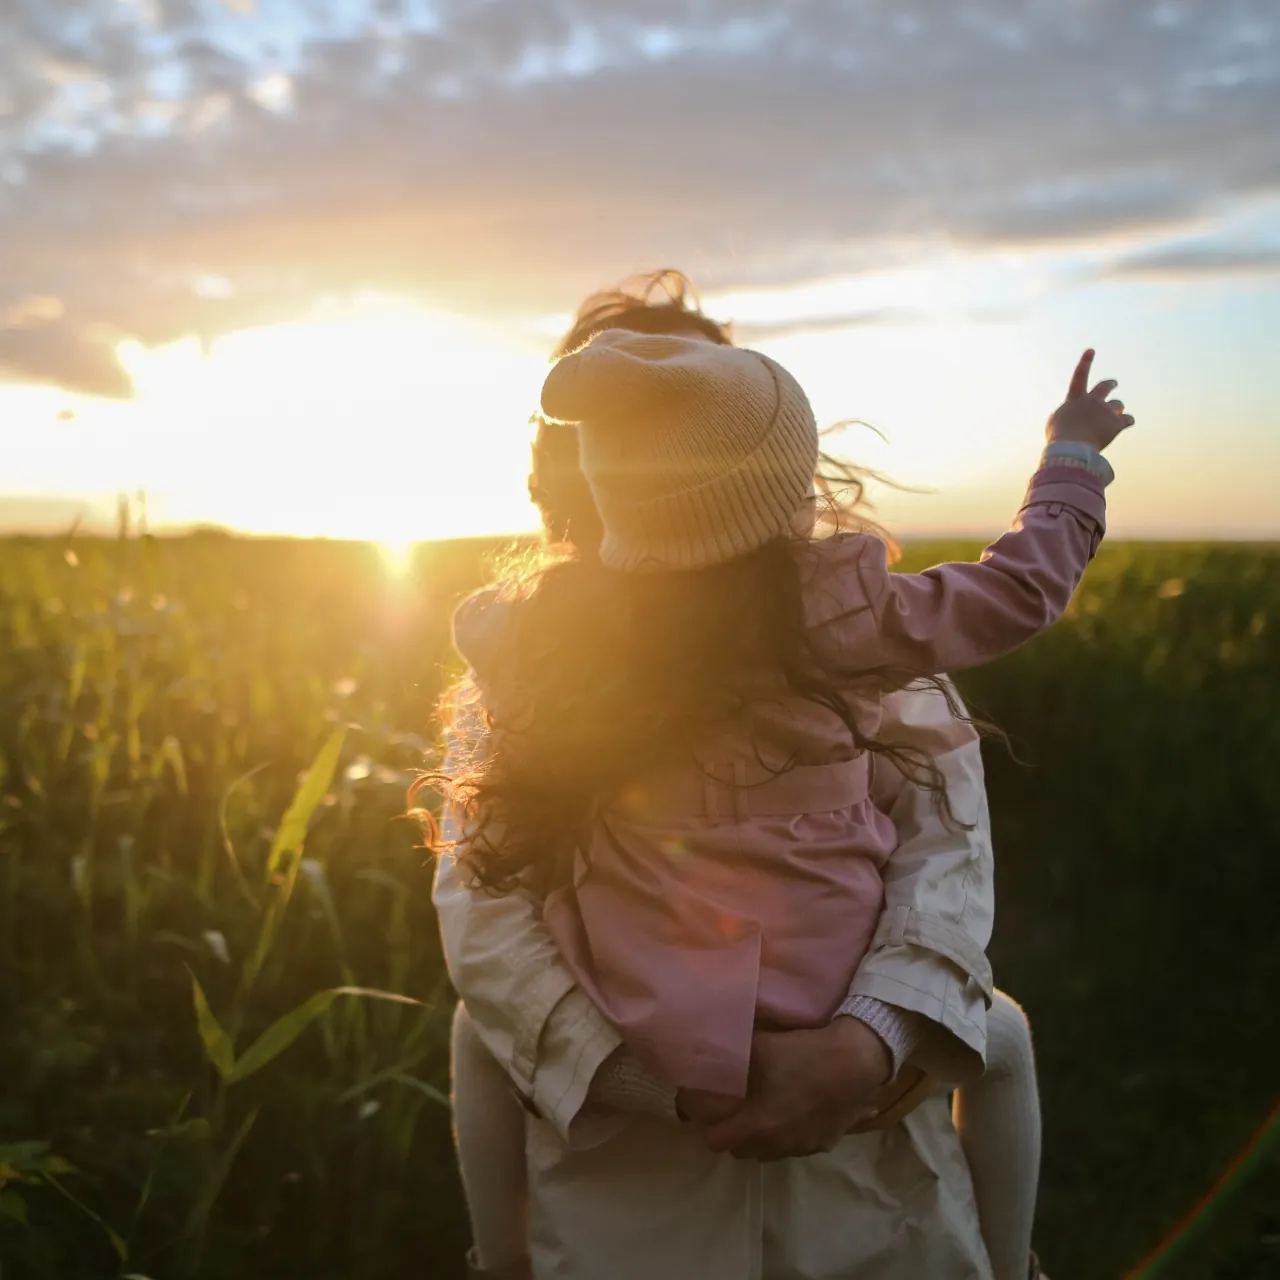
<box><xmin>597</xmin><ymin>386</ymin><xmax>818</xmax><ymax>571</ymax></box>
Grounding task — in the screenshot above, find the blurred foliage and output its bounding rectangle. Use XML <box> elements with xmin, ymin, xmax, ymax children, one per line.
<box><xmin>0</xmin><ymin>529</ymin><xmax>1277</xmax><ymax>1279</ymax></box>
<box><xmin>899</xmin><ymin>541</ymin><xmax>1280</xmax><ymax>1280</ymax></box>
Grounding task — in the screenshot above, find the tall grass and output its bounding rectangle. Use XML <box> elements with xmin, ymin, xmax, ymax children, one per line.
<box><xmin>0</xmin><ymin>521</ymin><xmax>488</xmax><ymax>1278</ymax></box>
<box><xmin>0</xmin><ymin>525</ymin><xmax>1277</xmax><ymax>1279</ymax></box>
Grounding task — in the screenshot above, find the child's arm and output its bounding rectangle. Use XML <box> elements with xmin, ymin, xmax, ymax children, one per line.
<box><xmin>814</xmin><ymin>350</ymin><xmax>1132</xmax><ymax>677</ymax></box>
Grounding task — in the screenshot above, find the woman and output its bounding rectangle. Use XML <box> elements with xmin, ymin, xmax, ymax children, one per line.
<box><xmin>433</xmin><ymin>273</ymin><xmax>1040</xmax><ymax>1279</ymax></box>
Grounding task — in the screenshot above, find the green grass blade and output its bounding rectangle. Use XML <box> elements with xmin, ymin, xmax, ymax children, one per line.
<box><xmin>39</xmin><ymin>1170</ymin><xmax>128</xmax><ymax>1261</ymax></box>
<box><xmin>264</xmin><ymin>729</ymin><xmax>344</xmax><ymax>881</ymax></box>
<box><xmin>146</xmin><ymin>1118</ymin><xmax>210</xmax><ymax>1142</ymax></box>
<box><xmin>218</xmin><ymin>761</ymin><xmax>270</xmax><ymax>910</ymax></box>
<box><xmin>133</xmin><ymin>1091</ymin><xmax>193</xmax><ymax>1241</ymax></box>
<box><xmin>386</xmin><ymin>1072</ymin><xmax>451</xmax><ymax>1110</ymax></box>
<box><xmin>182</xmin><ymin>1105</ymin><xmax>259</xmax><ymax>1255</ymax></box>
<box><xmin>337</xmin><ymin>1047</ymin><xmax>433</xmax><ymax>1104</ymax></box>
<box><xmin>227</xmin><ymin>986</ymin><xmax>423</xmax><ymax>1085</ymax></box>
<box><xmin>187</xmin><ymin>969</ymin><xmax>235</xmax><ymax>1081</ymax></box>
<box><xmin>226</xmin><ymin>990</ymin><xmax>338</xmax><ymax>1084</ymax></box>
<box><xmin>232</xmin><ymin>731</ymin><xmax>346</xmax><ymax>1020</ymax></box>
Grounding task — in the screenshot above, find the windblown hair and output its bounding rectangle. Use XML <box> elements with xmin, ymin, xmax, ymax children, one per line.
<box><xmin>422</xmin><ymin>523</ymin><xmax>969</xmax><ymax>898</ymax></box>
<box><xmin>529</xmin><ymin>269</ymin><xmax>900</xmax><ymax>555</ymax></box>
<box><xmin>551</xmin><ymin>269</ymin><xmax>733</xmax><ymax>357</ymax></box>
<box><xmin>417</xmin><ymin>270</ymin><xmax>972</xmax><ymax>896</ymax></box>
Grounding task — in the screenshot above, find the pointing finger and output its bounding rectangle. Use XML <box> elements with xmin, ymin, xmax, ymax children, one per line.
<box><xmin>1068</xmin><ymin>349</ymin><xmax>1094</xmax><ymax>400</ymax></box>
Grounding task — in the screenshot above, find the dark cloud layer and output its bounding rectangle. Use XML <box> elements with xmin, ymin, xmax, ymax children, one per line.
<box><xmin>1110</xmin><ymin>242</ymin><xmax>1280</xmax><ymax>279</ymax></box>
<box><xmin>1</xmin><ymin>0</ymin><xmax>1277</xmax><ymax>395</ymax></box>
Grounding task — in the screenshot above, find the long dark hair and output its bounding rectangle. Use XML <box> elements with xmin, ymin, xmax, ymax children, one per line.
<box><xmin>423</xmin><ymin>539</ymin><xmax>972</xmax><ymax>898</ymax></box>
<box><xmin>419</xmin><ymin>271</ymin><xmax>971</xmax><ymax>896</ymax></box>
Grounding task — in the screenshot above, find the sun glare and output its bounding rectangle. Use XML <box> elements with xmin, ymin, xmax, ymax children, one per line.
<box><xmin>376</xmin><ymin>539</ymin><xmax>417</xmax><ymax>578</ymax></box>
<box><xmin>762</xmin><ymin>316</ymin><xmax>1049</xmax><ymax>491</ymax></box>
<box><xmin>114</xmin><ymin>296</ymin><xmax>547</xmax><ymax>542</ymax></box>
<box><xmin>6</xmin><ymin>277</ymin><xmax>1144</xmax><ymax>543</ymax></box>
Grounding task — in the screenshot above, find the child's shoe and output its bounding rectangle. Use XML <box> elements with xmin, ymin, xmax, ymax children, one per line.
<box><xmin>465</xmin><ymin>1249</ymin><xmax>533</xmax><ymax>1280</ymax></box>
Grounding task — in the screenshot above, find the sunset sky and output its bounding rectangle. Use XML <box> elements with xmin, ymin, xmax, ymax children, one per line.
<box><xmin>2</xmin><ymin>0</ymin><xmax>1277</xmax><ymax>543</ymax></box>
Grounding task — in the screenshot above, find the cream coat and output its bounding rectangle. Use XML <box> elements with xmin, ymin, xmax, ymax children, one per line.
<box><xmin>434</xmin><ymin>681</ymin><xmax>996</xmax><ymax>1278</ymax></box>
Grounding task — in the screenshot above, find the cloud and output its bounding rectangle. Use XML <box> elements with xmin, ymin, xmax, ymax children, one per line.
<box><xmin>1109</xmin><ymin>242</ymin><xmax>1280</xmax><ymax>280</ymax></box>
<box><xmin>1</xmin><ymin>0</ymin><xmax>1278</xmax><ymax>392</ymax></box>
<box><xmin>0</xmin><ymin>309</ymin><xmax>134</xmax><ymax>399</ymax></box>
<box><xmin>730</xmin><ymin>307</ymin><xmax>932</xmax><ymax>344</ymax></box>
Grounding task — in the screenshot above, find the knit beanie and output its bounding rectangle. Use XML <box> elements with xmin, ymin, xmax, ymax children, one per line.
<box><xmin>539</xmin><ymin>330</ymin><xmax>819</xmax><ymax>572</ymax></box>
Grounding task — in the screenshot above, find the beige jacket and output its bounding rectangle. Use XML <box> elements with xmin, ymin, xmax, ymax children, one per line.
<box><xmin>433</xmin><ymin>681</ymin><xmax>996</xmax><ymax>1278</ymax></box>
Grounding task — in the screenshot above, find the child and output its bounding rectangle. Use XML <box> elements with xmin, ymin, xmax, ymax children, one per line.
<box><xmin>438</xmin><ymin>334</ymin><xmax>1131</xmax><ymax>1279</ymax></box>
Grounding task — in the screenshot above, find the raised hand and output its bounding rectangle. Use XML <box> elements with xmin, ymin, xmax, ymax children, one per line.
<box><xmin>1046</xmin><ymin>349</ymin><xmax>1136</xmax><ymax>452</ymax></box>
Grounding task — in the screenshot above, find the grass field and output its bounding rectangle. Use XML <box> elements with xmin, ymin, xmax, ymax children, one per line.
<box><xmin>0</xmin><ymin>528</ymin><xmax>1277</xmax><ymax>1279</ymax></box>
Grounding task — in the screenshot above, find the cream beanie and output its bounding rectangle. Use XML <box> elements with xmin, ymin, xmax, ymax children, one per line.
<box><xmin>540</xmin><ymin>330</ymin><xmax>819</xmax><ymax>572</ymax></box>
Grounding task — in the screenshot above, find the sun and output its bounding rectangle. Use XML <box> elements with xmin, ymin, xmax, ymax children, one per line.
<box><xmin>114</xmin><ymin>295</ymin><xmax>548</xmax><ymax>542</ymax></box>
<box><xmin>377</xmin><ymin>533</ymin><xmax>419</xmax><ymax>576</ymax></box>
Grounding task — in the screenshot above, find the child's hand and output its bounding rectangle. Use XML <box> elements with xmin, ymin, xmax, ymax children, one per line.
<box><xmin>1046</xmin><ymin>349</ymin><xmax>1135</xmax><ymax>452</ymax></box>
<box><xmin>676</xmin><ymin>1087</ymin><xmax>742</xmax><ymax>1126</ymax></box>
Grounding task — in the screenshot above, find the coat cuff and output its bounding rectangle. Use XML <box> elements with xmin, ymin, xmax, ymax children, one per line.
<box><xmin>845</xmin><ymin>957</ymin><xmax>987</xmax><ymax>1087</ymax></box>
<box><xmin>1041</xmin><ymin>440</ymin><xmax>1115</xmax><ymax>485</ymax></box>
<box><xmin>1021</xmin><ymin>463</ymin><xmax>1108</xmax><ymax>533</ymax></box>
<box><xmin>836</xmin><ymin>995</ymin><xmax>928</xmax><ymax>1078</ymax></box>
<box><xmin>531</xmin><ymin>987</ymin><xmax>625</xmax><ymax>1148</ymax></box>
<box><xmin>588</xmin><ymin>1051</ymin><xmax>680</xmax><ymax>1123</ymax></box>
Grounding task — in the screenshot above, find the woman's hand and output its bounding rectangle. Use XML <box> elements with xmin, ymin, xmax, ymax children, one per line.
<box><xmin>694</xmin><ymin>1018</ymin><xmax>892</xmax><ymax>1162</ymax></box>
<box><xmin>1046</xmin><ymin>348</ymin><xmax>1135</xmax><ymax>452</ymax></box>
<box><xmin>675</xmin><ymin>1088</ymin><xmax>742</xmax><ymax>1126</ymax></box>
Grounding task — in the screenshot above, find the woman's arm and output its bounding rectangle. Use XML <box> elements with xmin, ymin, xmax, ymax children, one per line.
<box><xmin>432</xmin><ymin>691</ymin><xmax>626</xmax><ymax>1147</ymax></box>
<box><xmin>697</xmin><ymin>677</ymin><xmax>996</xmax><ymax>1159</ymax></box>
<box><xmin>433</xmin><ymin>680</ymin><xmax>996</xmax><ymax>1145</ymax></box>
<box><xmin>434</xmin><ymin>854</ymin><xmax>624</xmax><ymax>1140</ymax></box>
<box><xmin>849</xmin><ymin>677</ymin><xmax>996</xmax><ymax>1085</ymax></box>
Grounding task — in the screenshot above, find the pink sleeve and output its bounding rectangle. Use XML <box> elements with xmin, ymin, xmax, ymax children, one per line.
<box><xmin>813</xmin><ymin>465</ymin><xmax>1106</xmax><ymax>676</ymax></box>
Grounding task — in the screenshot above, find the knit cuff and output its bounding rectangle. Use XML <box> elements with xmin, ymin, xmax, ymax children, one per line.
<box><xmin>1041</xmin><ymin>440</ymin><xmax>1115</xmax><ymax>485</ymax></box>
<box><xmin>588</xmin><ymin>1051</ymin><xmax>680</xmax><ymax>1122</ymax></box>
<box><xmin>836</xmin><ymin>995</ymin><xmax>929</xmax><ymax>1079</ymax></box>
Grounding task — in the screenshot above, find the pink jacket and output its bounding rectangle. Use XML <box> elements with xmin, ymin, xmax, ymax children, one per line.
<box><xmin>456</xmin><ymin>463</ymin><xmax>1106</xmax><ymax>1096</ymax></box>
